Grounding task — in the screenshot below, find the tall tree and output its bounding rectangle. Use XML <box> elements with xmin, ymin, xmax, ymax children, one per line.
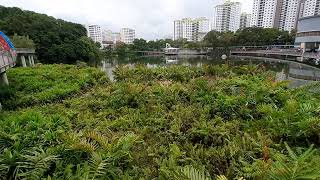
<box><xmin>0</xmin><ymin>5</ymin><xmax>101</xmax><ymax>64</ymax></box>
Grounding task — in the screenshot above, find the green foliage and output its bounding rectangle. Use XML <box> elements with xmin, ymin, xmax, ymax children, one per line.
<box><xmin>1</xmin><ymin>64</ymin><xmax>320</xmax><ymax>179</ymax></box>
<box><xmin>267</xmin><ymin>143</ymin><xmax>320</xmax><ymax>180</ymax></box>
<box><xmin>1</xmin><ymin>64</ymin><xmax>108</xmax><ymax>109</ymax></box>
<box><xmin>204</xmin><ymin>27</ymin><xmax>295</xmax><ymax>47</ymax></box>
<box><xmin>0</xmin><ymin>6</ymin><xmax>102</xmax><ymax>64</ymax></box>
<box><xmin>10</xmin><ymin>34</ymin><xmax>35</xmax><ymax>49</ymax></box>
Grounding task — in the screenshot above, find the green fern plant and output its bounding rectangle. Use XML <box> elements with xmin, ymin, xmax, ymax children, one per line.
<box><xmin>267</xmin><ymin>143</ymin><xmax>320</xmax><ymax>180</ymax></box>
<box><xmin>17</xmin><ymin>148</ymin><xmax>58</xmax><ymax>179</ymax></box>
<box><xmin>179</xmin><ymin>165</ymin><xmax>211</xmax><ymax>180</ymax></box>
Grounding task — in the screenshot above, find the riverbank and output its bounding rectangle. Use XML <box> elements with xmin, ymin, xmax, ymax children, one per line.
<box><xmin>1</xmin><ymin>64</ymin><xmax>320</xmax><ymax>179</ymax></box>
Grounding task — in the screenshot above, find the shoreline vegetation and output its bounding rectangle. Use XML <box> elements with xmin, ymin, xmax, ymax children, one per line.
<box><xmin>1</xmin><ymin>64</ymin><xmax>320</xmax><ymax>179</ymax></box>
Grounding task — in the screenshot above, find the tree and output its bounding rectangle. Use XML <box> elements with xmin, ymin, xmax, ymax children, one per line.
<box><xmin>10</xmin><ymin>34</ymin><xmax>35</xmax><ymax>49</ymax></box>
<box><xmin>0</xmin><ymin>5</ymin><xmax>101</xmax><ymax>64</ymax></box>
<box><xmin>204</xmin><ymin>31</ymin><xmax>221</xmax><ymax>48</ymax></box>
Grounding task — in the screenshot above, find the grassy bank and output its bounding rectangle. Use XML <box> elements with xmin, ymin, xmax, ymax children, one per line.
<box><xmin>1</xmin><ymin>64</ymin><xmax>320</xmax><ymax>179</ymax></box>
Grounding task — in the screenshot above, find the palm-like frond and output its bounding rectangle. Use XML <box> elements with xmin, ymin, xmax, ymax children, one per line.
<box><xmin>17</xmin><ymin>148</ymin><xmax>58</xmax><ymax>179</ymax></box>
<box><xmin>267</xmin><ymin>143</ymin><xmax>320</xmax><ymax>180</ymax></box>
<box><xmin>170</xmin><ymin>166</ymin><xmax>212</xmax><ymax>180</ymax></box>
<box><xmin>89</xmin><ymin>153</ymin><xmax>109</xmax><ymax>179</ymax></box>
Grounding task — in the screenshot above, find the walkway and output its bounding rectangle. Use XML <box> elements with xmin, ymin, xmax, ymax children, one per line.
<box><xmin>0</xmin><ymin>48</ymin><xmax>36</xmax><ymax>85</ymax></box>
<box><xmin>230</xmin><ymin>49</ymin><xmax>319</xmax><ymax>60</ymax></box>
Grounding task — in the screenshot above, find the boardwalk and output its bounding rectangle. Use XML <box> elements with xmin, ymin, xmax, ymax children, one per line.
<box><xmin>230</xmin><ymin>49</ymin><xmax>320</xmax><ymax>60</ymax></box>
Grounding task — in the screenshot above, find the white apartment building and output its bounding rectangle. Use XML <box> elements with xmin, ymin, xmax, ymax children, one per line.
<box><xmin>102</xmin><ymin>30</ymin><xmax>113</xmax><ymax>42</ymax></box>
<box><xmin>278</xmin><ymin>0</ymin><xmax>302</xmax><ymax>31</ymax></box>
<box><xmin>194</xmin><ymin>17</ymin><xmax>210</xmax><ymax>41</ymax></box>
<box><xmin>174</xmin><ymin>18</ymin><xmax>210</xmax><ymax>41</ymax></box>
<box><xmin>182</xmin><ymin>18</ymin><xmax>194</xmax><ymax>41</ymax></box>
<box><xmin>213</xmin><ymin>1</ymin><xmax>241</xmax><ymax>32</ymax></box>
<box><xmin>251</xmin><ymin>0</ymin><xmax>319</xmax><ymax>31</ymax></box>
<box><xmin>240</xmin><ymin>13</ymin><xmax>252</xmax><ymax>29</ymax></box>
<box><xmin>251</xmin><ymin>0</ymin><xmax>282</xmax><ymax>28</ymax></box>
<box><xmin>87</xmin><ymin>25</ymin><xmax>103</xmax><ymax>44</ymax></box>
<box><xmin>300</xmin><ymin>0</ymin><xmax>320</xmax><ymax>17</ymax></box>
<box><xmin>120</xmin><ymin>28</ymin><xmax>135</xmax><ymax>44</ymax></box>
<box><xmin>112</xmin><ymin>32</ymin><xmax>121</xmax><ymax>44</ymax></box>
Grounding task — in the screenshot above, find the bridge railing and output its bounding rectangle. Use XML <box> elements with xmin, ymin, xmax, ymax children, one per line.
<box><xmin>16</xmin><ymin>48</ymin><xmax>36</xmax><ymax>54</ymax></box>
<box><xmin>0</xmin><ymin>51</ymin><xmax>16</xmax><ymax>72</ymax></box>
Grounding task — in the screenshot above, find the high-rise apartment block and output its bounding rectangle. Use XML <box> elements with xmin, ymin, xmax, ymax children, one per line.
<box><xmin>102</xmin><ymin>30</ymin><xmax>113</xmax><ymax>42</ymax></box>
<box><xmin>120</xmin><ymin>28</ymin><xmax>135</xmax><ymax>44</ymax></box>
<box><xmin>213</xmin><ymin>1</ymin><xmax>241</xmax><ymax>32</ymax></box>
<box><xmin>251</xmin><ymin>0</ymin><xmax>320</xmax><ymax>31</ymax></box>
<box><xmin>240</xmin><ymin>13</ymin><xmax>252</xmax><ymax>29</ymax></box>
<box><xmin>174</xmin><ymin>17</ymin><xmax>210</xmax><ymax>41</ymax></box>
<box><xmin>87</xmin><ymin>25</ymin><xmax>103</xmax><ymax>44</ymax></box>
<box><xmin>251</xmin><ymin>0</ymin><xmax>281</xmax><ymax>28</ymax></box>
<box><xmin>300</xmin><ymin>0</ymin><xmax>320</xmax><ymax>17</ymax></box>
<box><xmin>112</xmin><ymin>32</ymin><xmax>121</xmax><ymax>44</ymax></box>
<box><xmin>278</xmin><ymin>0</ymin><xmax>301</xmax><ymax>31</ymax></box>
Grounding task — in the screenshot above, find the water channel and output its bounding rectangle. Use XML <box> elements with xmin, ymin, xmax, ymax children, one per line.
<box><xmin>99</xmin><ymin>55</ymin><xmax>320</xmax><ymax>87</ymax></box>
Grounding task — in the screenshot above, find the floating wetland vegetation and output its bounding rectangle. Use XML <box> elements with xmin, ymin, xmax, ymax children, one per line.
<box><xmin>0</xmin><ymin>64</ymin><xmax>320</xmax><ymax>179</ymax></box>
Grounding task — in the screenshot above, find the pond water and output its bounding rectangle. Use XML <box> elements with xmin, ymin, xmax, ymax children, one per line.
<box><xmin>99</xmin><ymin>55</ymin><xmax>320</xmax><ymax>87</ymax></box>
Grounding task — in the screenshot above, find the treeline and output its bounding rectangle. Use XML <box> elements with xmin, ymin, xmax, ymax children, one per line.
<box><xmin>0</xmin><ymin>6</ymin><xmax>101</xmax><ymax>64</ymax></box>
<box><xmin>204</xmin><ymin>27</ymin><xmax>296</xmax><ymax>48</ymax></box>
<box><xmin>112</xmin><ymin>27</ymin><xmax>296</xmax><ymax>54</ymax></box>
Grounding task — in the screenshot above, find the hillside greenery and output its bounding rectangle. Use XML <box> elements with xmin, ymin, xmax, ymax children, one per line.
<box><xmin>0</xmin><ymin>6</ymin><xmax>102</xmax><ymax>64</ymax></box>
<box><xmin>1</xmin><ymin>64</ymin><xmax>320</xmax><ymax>179</ymax></box>
<box><xmin>10</xmin><ymin>34</ymin><xmax>35</xmax><ymax>49</ymax></box>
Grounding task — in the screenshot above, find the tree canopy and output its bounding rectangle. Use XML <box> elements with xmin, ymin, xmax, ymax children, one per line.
<box><xmin>204</xmin><ymin>27</ymin><xmax>296</xmax><ymax>48</ymax></box>
<box><xmin>0</xmin><ymin>6</ymin><xmax>102</xmax><ymax>64</ymax></box>
<box><xmin>10</xmin><ymin>34</ymin><xmax>35</xmax><ymax>49</ymax></box>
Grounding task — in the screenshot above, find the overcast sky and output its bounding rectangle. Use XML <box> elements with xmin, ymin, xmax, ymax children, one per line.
<box><xmin>0</xmin><ymin>0</ymin><xmax>253</xmax><ymax>40</ymax></box>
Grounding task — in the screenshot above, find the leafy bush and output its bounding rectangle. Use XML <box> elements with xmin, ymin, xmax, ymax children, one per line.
<box><xmin>1</xmin><ymin>64</ymin><xmax>320</xmax><ymax>179</ymax></box>
<box><xmin>1</xmin><ymin>64</ymin><xmax>109</xmax><ymax>109</ymax></box>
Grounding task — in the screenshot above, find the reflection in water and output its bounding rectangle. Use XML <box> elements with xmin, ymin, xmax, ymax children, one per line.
<box><xmin>100</xmin><ymin>56</ymin><xmax>320</xmax><ymax>87</ymax></box>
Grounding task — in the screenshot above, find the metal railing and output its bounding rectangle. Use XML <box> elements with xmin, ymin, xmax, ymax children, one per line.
<box><xmin>231</xmin><ymin>49</ymin><xmax>320</xmax><ymax>59</ymax></box>
<box><xmin>0</xmin><ymin>51</ymin><xmax>16</xmax><ymax>71</ymax></box>
<box><xmin>16</xmin><ymin>48</ymin><xmax>35</xmax><ymax>54</ymax></box>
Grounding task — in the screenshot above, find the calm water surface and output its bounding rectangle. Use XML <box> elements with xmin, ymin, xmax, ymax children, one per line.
<box><xmin>99</xmin><ymin>55</ymin><xmax>320</xmax><ymax>87</ymax></box>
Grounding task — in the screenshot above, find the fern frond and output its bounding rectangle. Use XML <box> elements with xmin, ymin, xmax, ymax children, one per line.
<box><xmin>17</xmin><ymin>148</ymin><xmax>58</xmax><ymax>179</ymax></box>
<box><xmin>89</xmin><ymin>153</ymin><xmax>108</xmax><ymax>179</ymax></box>
<box><xmin>180</xmin><ymin>166</ymin><xmax>211</xmax><ymax>180</ymax></box>
<box><xmin>84</xmin><ymin>131</ymin><xmax>109</xmax><ymax>150</ymax></box>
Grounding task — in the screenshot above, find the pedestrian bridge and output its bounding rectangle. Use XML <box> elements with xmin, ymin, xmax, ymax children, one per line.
<box><xmin>0</xmin><ymin>48</ymin><xmax>36</xmax><ymax>85</ymax></box>
<box><xmin>230</xmin><ymin>49</ymin><xmax>319</xmax><ymax>60</ymax></box>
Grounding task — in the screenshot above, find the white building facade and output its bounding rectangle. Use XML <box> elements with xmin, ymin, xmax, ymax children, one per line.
<box><xmin>300</xmin><ymin>0</ymin><xmax>320</xmax><ymax>17</ymax></box>
<box><xmin>278</xmin><ymin>0</ymin><xmax>301</xmax><ymax>31</ymax></box>
<box><xmin>251</xmin><ymin>0</ymin><xmax>282</xmax><ymax>28</ymax></box>
<box><xmin>194</xmin><ymin>17</ymin><xmax>210</xmax><ymax>41</ymax></box>
<box><xmin>174</xmin><ymin>18</ymin><xmax>210</xmax><ymax>41</ymax></box>
<box><xmin>213</xmin><ymin>1</ymin><xmax>241</xmax><ymax>32</ymax></box>
<box><xmin>87</xmin><ymin>25</ymin><xmax>103</xmax><ymax>44</ymax></box>
<box><xmin>240</xmin><ymin>13</ymin><xmax>252</xmax><ymax>29</ymax></box>
<box><xmin>251</xmin><ymin>0</ymin><xmax>320</xmax><ymax>31</ymax></box>
<box><xmin>120</xmin><ymin>28</ymin><xmax>135</xmax><ymax>44</ymax></box>
<box><xmin>102</xmin><ymin>30</ymin><xmax>113</xmax><ymax>42</ymax></box>
<box><xmin>112</xmin><ymin>32</ymin><xmax>121</xmax><ymax>44</ymax></box>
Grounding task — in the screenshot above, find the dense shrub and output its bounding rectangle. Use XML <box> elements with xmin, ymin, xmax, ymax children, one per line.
<box><xmin>1</xmin><ymin>64</ymin><xmax>320</xmax><ymax>179</ymax></box>
<box><xmin>1</xmin><ymin>64</ymin><xmax>108</xmax><ymax>109</ymax></box>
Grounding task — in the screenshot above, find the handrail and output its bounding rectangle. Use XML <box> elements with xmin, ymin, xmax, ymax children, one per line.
<box><xmin>0</xmin><ymin>51</ymin><xmax>16</xmax><ymax>70</ymax></box>
<box><xmin>16</xmin><ymin>48</ymin><xmax>35</xmax><ymax>54</ymax></box>
<box><xmin>231</xmin><ymin>50</ymin><xmax>320</xmax><ymax>59</ymax></box>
